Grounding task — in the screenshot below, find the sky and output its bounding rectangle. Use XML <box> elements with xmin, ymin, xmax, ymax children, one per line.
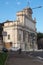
<box><xmin>0</xmin><ymin>0</ymin><xmax>43</xmax><ymax>33</ymax></box>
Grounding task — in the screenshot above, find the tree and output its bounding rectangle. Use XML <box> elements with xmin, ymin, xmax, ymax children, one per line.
<box><xmin>37</xmin><ymin>32</ymin><xmax>43</xmax><ymax>49</ymax></box>
<box><xmin>37</xmin><ymin>32</ymin><xmax>43</xmax><ymax>40</ymax></box>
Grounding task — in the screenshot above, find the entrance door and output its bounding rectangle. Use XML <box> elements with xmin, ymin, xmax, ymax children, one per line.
<box><xmin>4</xmin><ymin>42</ymin><xmax>12</xmax><ymax>49</ymax></box>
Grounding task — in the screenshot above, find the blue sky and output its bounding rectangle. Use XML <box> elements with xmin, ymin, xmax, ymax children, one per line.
<box><xmin>0</xmin><ymin>0</ymin><xmax>43</xmax><ymax>33</ymax></box>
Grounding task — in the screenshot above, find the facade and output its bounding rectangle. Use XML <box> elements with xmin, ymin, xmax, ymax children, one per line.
<box><xmin>0</xmin><ymin>23</ymin><xmax>3</xmax><ymax>50</ymax></box>
<box><xmin>3</xmin><ymin>7</ymin><xmax>37</xmax><ymax>51</ymax></box>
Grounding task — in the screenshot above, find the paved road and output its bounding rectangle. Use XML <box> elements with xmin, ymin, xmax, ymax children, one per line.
<box><xmin>27</xmin><ymin>51</ymin><xmax>43</xmax><ymax>58</ymax></box>
<box><xmin>6</xmin><ymin>51</ymin><xmax>43</xmax><ymax>65</ymax></box>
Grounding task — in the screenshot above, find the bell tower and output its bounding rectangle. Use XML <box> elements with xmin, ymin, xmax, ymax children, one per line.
<box><xmin>23</xmin><ymin>7</ymin><xmax>33</xmax><ymax>19</ymax></box>
<box><xmin>16</xmin><ymin>7</ymin><xmax>33</xmax><ymax>26</ymax></box>
<box><xmin>16</xmin><ymin>0</ymin><xmax>33</xmax><ymax>25</ymax></box>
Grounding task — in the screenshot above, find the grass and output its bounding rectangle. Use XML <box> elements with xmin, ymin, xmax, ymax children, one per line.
<box><xmin>0</xmin><ymin>52</ymin><xmax>8</xmax><ymax>65</ymax></box>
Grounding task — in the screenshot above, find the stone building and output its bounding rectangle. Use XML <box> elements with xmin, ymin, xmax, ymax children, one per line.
<box><xmin>3</xmin><ymin>7</ymin><xmax>37</xmax><ymax>51</ymax></box>
<box><xmin>0</xmin><ymin>23</ymin><xmax>3</xmax><ymax>50</ymax></box>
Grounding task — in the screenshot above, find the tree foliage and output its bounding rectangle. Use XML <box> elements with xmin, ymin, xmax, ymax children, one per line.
<box><xmin>37</xmin><ymin>32</ymin><xmax>43</xmax><ymax>40</ymax></box>
<box><xmin>37</xmin><ymin>32</ymin><xmax>43</xmax><ymax>49</ymax></box>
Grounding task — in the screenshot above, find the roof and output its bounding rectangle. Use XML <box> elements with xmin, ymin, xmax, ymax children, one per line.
<box><xmin>3</xmin><ymin>20</ymin><xmax>13</xmax><ymax>23</ymax></box>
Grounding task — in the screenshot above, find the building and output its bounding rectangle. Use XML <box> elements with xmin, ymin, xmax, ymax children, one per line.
<box><xmin>3</xmin><ymin>7</ymin><xmax>37</xmax><ymax>51</ymax></box>
<box><xmin>0</xmin><ymin>23</ymin><xmax>3</xmax><ymax>51</ymax></box>
<box><xmin>37</xmin><ymin>38</ymin><xmax>43</xmax><ymax>49</ymax></box>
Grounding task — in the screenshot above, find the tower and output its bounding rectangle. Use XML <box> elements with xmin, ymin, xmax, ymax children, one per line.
<box><xmin>16</xmin><ymin>7</ymin><xmax>33</xmax><ymax>26</ymax></box>
<box><xmin>23</xmin><ymin>7</ymin><xmax>33</xmax><ymax>19</ymax></box>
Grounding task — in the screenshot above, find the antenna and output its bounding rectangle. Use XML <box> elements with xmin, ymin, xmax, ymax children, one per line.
<box><xmin>27</xmin><ymin>0</ymin><xmax>30</xmax><ymax>7</ymax></box>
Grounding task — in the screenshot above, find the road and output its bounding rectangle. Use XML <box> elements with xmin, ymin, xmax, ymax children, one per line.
<box><xmin>5</xmin><ymin>51</ymin><xmax>43</xmax><ymax>65</ymax></box>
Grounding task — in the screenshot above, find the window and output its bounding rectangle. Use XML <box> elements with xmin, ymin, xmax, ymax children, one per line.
<box><xmin>18</xmin><ymin>33</ymin><xmax>21</xmax><ymax>41</ymax></box>
<box><xmin>23</xmin><ymin>31</ymin><xmax>26</xmax><ymax>41</ymax></box>
<box><xmin>8</xmin><ymin>35</ymin><xmax>10</xmax><ymax>39</ymax></box>
<box><xmin>10</xmin><ymin>42</ymin><xmax>12</xmax><ymax>46</ymax></box>
<box><xmin>28</xmin><ymin>33</ymin><xmax>29</xmax><ymax>42</ymax></box>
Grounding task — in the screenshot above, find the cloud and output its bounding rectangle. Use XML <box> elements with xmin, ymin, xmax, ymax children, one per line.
<box><xmin>16</xmin><ymin>0</ymin><xmax>19</xmax><ymax>1</ymax></box>
<box><xmin>17</xmin><ymin>1</ymin><xmax>21</xmax><ymax>5</ymax></box>
<box><xmin>5</xmin><ymin>2</ymin><xmax>9</xmax><ymax>5</ymax></box>
<box><xmin>16</xmin><ymin>0</ymin><xmax>18</xmax><ymax>1</ymax></box>
<box><xmin>16</xmin><ymin>0</ymin><xmax>21</xmax><ymax>5</ymax></box>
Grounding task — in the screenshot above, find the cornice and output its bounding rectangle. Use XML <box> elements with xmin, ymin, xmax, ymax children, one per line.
<box><xmin>17</xmin><ymin>13</ymin><xmax>36</xmax><ymax>24</ymax></box>
<box><xmin>3</xmin><ymin>24</ymin><xmax>36</xmax><ymax>33</ymax></box>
